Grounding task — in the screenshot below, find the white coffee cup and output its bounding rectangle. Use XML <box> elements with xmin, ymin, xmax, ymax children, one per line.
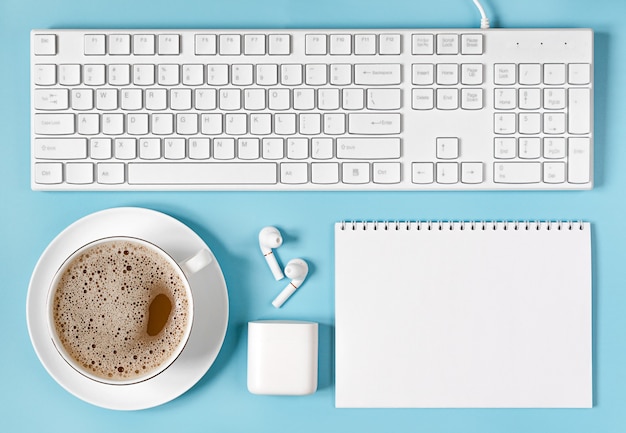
<box><xmin>47</xmin><ymin>236</ymin><xmax>212</xmax><ymax>385</ymax></box>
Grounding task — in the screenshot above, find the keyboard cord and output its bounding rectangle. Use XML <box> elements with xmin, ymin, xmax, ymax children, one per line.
<box><xmin>472</xmin><ymin>0</ymin><xmax>491</xmax><ymax>29</ymax></box>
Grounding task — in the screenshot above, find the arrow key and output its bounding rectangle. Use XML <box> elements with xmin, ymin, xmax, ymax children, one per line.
<box><xmin>461</xmin><ymin>162</ymin><xmax>483</xmax><ymax>184</ymax></box>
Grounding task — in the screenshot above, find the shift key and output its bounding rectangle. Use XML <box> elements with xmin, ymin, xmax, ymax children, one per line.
<box><xmin>348</xmin><ymin>113</ymin><xmax>401</xmax><ymax>135</ymax></box>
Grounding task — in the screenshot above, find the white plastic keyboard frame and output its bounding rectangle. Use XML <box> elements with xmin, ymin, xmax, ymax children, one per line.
<box><xmin>31</xmin><ymin>28</ymin><xmax>594</xmax><ymax>191</ymax></box>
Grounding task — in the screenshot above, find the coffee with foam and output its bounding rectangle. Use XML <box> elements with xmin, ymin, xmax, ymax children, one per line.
<box><xmin>51</xmin><ymin>239</ymin><xmax>191</xmax><ymax>382</ymax></box>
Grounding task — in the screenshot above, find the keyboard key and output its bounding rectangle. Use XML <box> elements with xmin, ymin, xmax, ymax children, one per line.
<box><xmin>330</xmin><ymin>34</ymin><xmax>351</xmax><ymax>55</ymax></box>
<box><xmin>114</xmin><ymin>138</ymin><xmax>136</xmax><ymax>159</ymax></box>
<box><xmin>494</xmin><ymin>162</ymin><xmax>541</xmax><ymax>183</ymax></box>
<box><xmin>281</xmin><ymin>162</ymin><xmax>308</xmax><ymax>184</ymax></box>
<box><xmin>337</xmin><ymin>138</ymin><xmax>400</xmax><ymax>159</ymax></box>
<box><xmin>195</xmin><ymin>34</ymin><xmax>217</xmax><ymax>55</ymax></box>
<box><xmin>366</xmin><ymin>88</ymin><xmax>401</xmax><ymax>110</ymax></box>
<box><xmin>543</xmin><ymin>88</ymin><xmax>566</xmax><ymax>110</ymax></box>
<box><xmin>35</xmin><ymin>114</ymin><xmax>75</xmax><ymax>135</ymax></box>
<box><xmin>354</xmin><ymin>64</ymin><xmax>401</xmax><ymax>85</ymax></box>
<box><xmin>379</xmin><ymin>34</ymin><xmax>401</xmax><ymax>55</ymax></box>
<box><xmin>183</xmin><ymin>64</ymin><xmax>205</xmax><ymax>86</ymax></box>
<box><xmin>494</xmin><ymin>64</ymin><xmax>516</xmax><ymax>85</ymax></box>
<box><xmin>543</xmin><ymin>138</ymin><xmax>566</xmax><ymax>159</ymax></box>
<box><xmin>436</xmin><ymin>34</ymin><xmax>458</xmax><ymax>55</ymax></box>
<box><xmin>139</xmin><ymin>138</ymin><xmax>161</xmax><ymax>159</ymax></box>
<box><xmin>66</xmin><ymin>163</ymin><xmax>94</xmax><ymax>184</ymax></box>
<box><xmin>158</xmin><ymin>34</ymin><xmax>180</xmax><ymax>56</ymax></box>
<box><xmin>35</xmin><ymin>89</ymin><xmax>69</xmax><ymax>110</ymax></box>
<box><xmin>35</xmin><ymin>138</ymin><xmax>86</xmax><ymax>159</ymax></box>
<box><xmin>207</xmin><ymin>64</ymin><xmax>229</xmax><ymax>85</ymax></box>
<box><xmin>494</xmin><ymin>88</ymin><xmax>516</xmax><ymax>110</ymax></box>
<box><xmin>342</xmin><ymin>162</ymin><xmax>370</xmax><ymax>183</ymax></box>
<box><xmin>35</xmin><ymin>163</ymin><xmax>63</xmax><ymax>184</ymax></box>
<box><xmin>412</xmin><ymin>34</ymin><xmax>434</xmax><ymax>55</ymax></box>
<box><xmin>568</xmin><ymin>63</ymin><xmax>591</xmax><ymax>85</ymax></box>
<box><xmin>461</xmin><ymin>34</ymin><xmax>483</xmax><ymax>55</ymax></box>
<box><xmin>412</xmin><ymin>64</ymin><xmax>434</xmax><ymax>85</ymax></box>
<box><xmin>34</xmin><ymin>64</ymin><xmax>56</xmax><ymax>86</ymax></box>
<box><xmin>33</xmin><ymin>34</ymin><xmax>57</xmax><ymax>55</ymax></box>
<box><xmin>568</xmin><ymin>88</ymin><xmax>591</xmax><ymax>134</ymax></box>
<box><xmin>494</xmin><ymin>138</ymin><xmax>516</xmax><ymax>159</ymax></box>
<box><xmin>436</xmin><ymin>89</ymin><xmax>458</xmax><ymax>110</ymax></box>
<box><xmin>348</xmin><ymin>113</ymin><xmax>401</xmax><ymax>135</ymax></box>
<box><xmin>164</xmin><ymin>138</ymin><xmax>186</xmax><ymax>159</ymax></box>
<box><xmin>244</xmin><ymin>34</ymin><xmax>266</xmax><ymax>55</ymax></box>
<box><xmin>257</xmin><ymin>64</ymin><xmax>279</xmax><ymax>86</ymax></box>
<box><xmin>58</xmin><ymin>64</ymin><xmax>81</xmax><ymax>86</ymax></box>
<box><xmin>287</xmin><ymin>138</ymin><xmax>309</xmax><ymax>159</ymax></box>
<box><xmin>494</xmin><ymin>113</ymin><xmax>516</xmax><ymax>134</ymax></box>
<box><xmin>354</xmin><ymin>34</ymin><xmax>376</xmax><ymax>55</ymax></box>
<box><xmin>189</xmin><ymin>138</ymin><xmax>211</xmax><ymax>159</ymax></box>
<box><xmin>133</xmin><ymin>64</ymin><xmax>155</xmax><ymax>86</ymax></box>
<box><xmin>412</xmin><ymin>162</ymin><xmax>434</xmax><ymax>184</ymax></box>
<box><xmin>128</xmin><ymin>163</ymin><xmax>278</xmax><ymax>185</ymax></box>
<box><xmin>436</xmin><ymin>162</ymin><xmax>458</xmax><ymax>183</ymax></box>
<box><xmin>90</xmin><ymin>138</ymin><xmax>112</xmax><ymax>159</ymax></box>
<box><xmin>109</xmin><ymin>34</ymin><xmax>131</xmax><ymax>55</ymax></box>
<box><xmin>461</xmin><ymin>64</ymin><xmax>483</xmax><ymax>85</ymax></box>
<box><xmin>77</xmin><ymin>113</ymin><xmax>99</xmax><ymax>134</ymax></box>
<box><xmin>519</xmin><ymin>64</ymin><xmax>541</xmax><ymax>85</ymax></box>
<box><xmin>133</xmin><ymin>34</ymin><xmax>156</xmax><ymax>55</ymax></box>
<box><xmin>568</xmin><ymin>138</ymin><xmax>591</xmax><ymax>183</ymax></box>
<box><xmin>269</xmin><ymin>34</ymin><xmax>290</xmax><ymax>55</ymax></box>
<box><xmin>305</xmin><ymin>64</ymin><xmax>327</xmax><ymax>85</ymax></box>
<box><xmin>436</xmin><ymin>137</ymin><xmax>459</xmax><ymax>159</ymax></box>
<box><xmin>305</xmin><ymin>34</ymin><xmax>327</xmax><ymax>55</ymax></box>
<box><xmin>330</xmin><ymin>64</ymin><xmax>352</xmax><ymax>86</ymax></box>
<box><xmin>461</xmin><ymin>88</ymin><xmax>483</xmax><ymax>110</ymax></box>
<box><xmin>518</xmin><ymin>138</ymin><xmax>541</xmax><ymax>159</ymax></box>
<box><xmin>543</xmin><ymin>162</ymin><xmax>565</xmax><ymax>184</ymax></box>
<box><xmin>543</xmin><ymin>63</ymin><xmax>566</xmax><ymax>85</ymax></box>
<box><xmin>312</xmin><ymin>138</ymin><xmax>334</xmax><ymax>159</ymax></box>
<box><xmin>373</xmin><ymin>162</ymin><xmax>401</xmax><ymax>184</ymax></box>
<box><xmin>97</xmin><ymin>163</ymin><xmax>125</xmax><ymax>184</ymax></box>
<box><xmin>281</xmin><ymin>64</ymin><xmax>303</xmax><ymax>85</ymax></box>
<box><xmin>84</xmin><ymin>64</ymin><xmax>105</xmax><ymax>85</ymax></box>
<box><xmin>212</xmin><ymin>138</ymin><xmax>234</xmax><ymax>159</ymax></box>
<box><xmin>461</xmin><ymin>162</ymin><xmax>483</xmax><ymax>184</ymax></box>
<box><xmin>436</xmin><ymin>64</ymin><xmax>458</xmax><ymax>85</ymax></box>
<box><xmin>219</xmin><ymin>34</ymin><xmax>242</xmax><ymax>55</ymax></box>
<box><xmin>312</xmin><ymin>162</ymin><xmax>339</xmax><ymax>184</ymax></box>
<box><xmin>84</xmin><ymin>34</ymin><xmax>106</xmax><ymax>55</ymax></box>
<box><xmin>412</xmin><ymin>88</ymin><xmax>434</xmax><ymax>110</ymax></box>
<box><xmin>323</xmin><ymin>113</ymin><xmax>346</xmax><ymax>135</ymax></box>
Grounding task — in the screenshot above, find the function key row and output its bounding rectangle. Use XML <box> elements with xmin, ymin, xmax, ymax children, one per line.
<box><xmin>33</xmin><ymin>32</ymin><xmax>486</xmax><ymax>57</ymax></box>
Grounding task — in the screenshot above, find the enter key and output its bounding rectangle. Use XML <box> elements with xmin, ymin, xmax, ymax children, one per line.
<box><xmin>348</xmin><ymin>113</ymin><xmax>401</xmax><ymax>135</ymax></box>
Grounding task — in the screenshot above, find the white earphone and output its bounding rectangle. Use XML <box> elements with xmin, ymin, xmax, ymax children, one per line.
<box><xmin>272</xmin><ymin>258</ymin><xmax>308</xmax><ymax>308</ymax></box>
<box><xmin>259</xmin><ymin>226</ymin><xmax>284</xmax><ymax>280</ymax></box>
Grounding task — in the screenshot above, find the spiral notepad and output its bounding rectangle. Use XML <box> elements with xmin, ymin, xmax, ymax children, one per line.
<box><xmin>335</xmin><ymin>221</ymin><xmax>592</xmax><ymax>408</ymax></box>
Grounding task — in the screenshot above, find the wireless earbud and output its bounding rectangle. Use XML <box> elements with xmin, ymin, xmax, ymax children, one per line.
<box><xmin>272</xmin><ymin>258</ymin><xmax>308</xmax><ymax>308</ymax></box>
<box><xmin>259</xmin><ymin>226</ymin><xmax>284</xmax><ymax>280</ymax></box>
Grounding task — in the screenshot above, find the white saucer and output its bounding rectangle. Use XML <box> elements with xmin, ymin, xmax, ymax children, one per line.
<box><xmin>26</xmin><ymin>207</ymin><xmax>229</xmax><ymax>410</ymax></box>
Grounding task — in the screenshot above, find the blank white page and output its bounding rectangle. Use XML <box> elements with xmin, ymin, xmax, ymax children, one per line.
<box><xmin>335</xmin><ymin>221</ymin><xmax>592</xmax><ymax>408</ymax></box>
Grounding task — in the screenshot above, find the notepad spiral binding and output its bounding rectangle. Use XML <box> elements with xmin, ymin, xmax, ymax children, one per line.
<box><xmin>339</xmin><ymin>221</ymin><xmax>586</xmax><ymax>231</ymax></box>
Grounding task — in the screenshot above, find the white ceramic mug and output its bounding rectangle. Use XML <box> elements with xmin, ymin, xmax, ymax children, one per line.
<box><xmin>47</xmin><ymin>236</ymin><xmax>212</xmax><ymax>385</ymax></box>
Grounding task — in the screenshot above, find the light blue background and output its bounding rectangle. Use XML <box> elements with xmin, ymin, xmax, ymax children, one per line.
<box><xmin>1</xmin><ymin>0</ymin><xmax>624</xmax><ymax>431</ymax></box>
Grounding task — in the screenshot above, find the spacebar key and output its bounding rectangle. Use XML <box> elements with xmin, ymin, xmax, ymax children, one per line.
<box><xmin>128</xmin><ymin>162</ymin><xmax>277</xmax><ymax>185</ymax></box>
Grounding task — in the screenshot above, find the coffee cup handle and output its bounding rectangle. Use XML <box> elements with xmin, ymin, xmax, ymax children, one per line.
<box><xmin>179</xmin><ymin>249</ymin><xmax>213</xmax><ymax>276</ymax></box>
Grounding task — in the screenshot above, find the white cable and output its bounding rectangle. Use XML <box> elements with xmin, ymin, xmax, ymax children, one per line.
<box><xmin>472</xmin><ymin>0</ymin><xmax>490</xmax><ymax>29</ymax></box>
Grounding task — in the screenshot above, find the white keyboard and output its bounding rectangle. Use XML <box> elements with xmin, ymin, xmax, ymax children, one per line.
<box><xmin>31</xmin><ymin>28</ymin><xmax>593</xmax><ymax>190</ymax></box>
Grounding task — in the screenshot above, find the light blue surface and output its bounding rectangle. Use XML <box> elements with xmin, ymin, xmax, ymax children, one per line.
<box><xmin>1</xmin><ymin>0</ymin><xmax>624</xmax><ymax>431</ymax></box>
